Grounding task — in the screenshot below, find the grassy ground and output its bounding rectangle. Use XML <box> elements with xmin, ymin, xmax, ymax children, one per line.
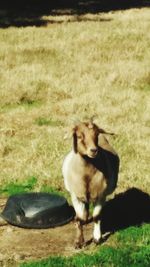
<box><xmin>0</xmin><ymin>5</ymin><xmax>150</xmax><ymax>267</ymax></box>
<box><xmin>21</xmin><ymin>224</ymin><xmax>150</xmax><ymax>267</ymax></box>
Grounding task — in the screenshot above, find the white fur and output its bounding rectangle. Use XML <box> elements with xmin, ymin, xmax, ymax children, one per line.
<box><xmin>93</xmin><ymin>203</ymin><xmax>103</xmax><ymax>218</ymax></box>
<box><xmin>93</xmin><ymin>220</ymin><xmax>101</xmax><ymax>241</ymax></box>
<box><xmin>71</xmin><ymin>193</ymin><xmax>87</xmax><ymax>221</ymax></box>
<box><xmin>62</xmin><ymin>150</ymin><xmax>74</xmax><ymax>192</ymax></box>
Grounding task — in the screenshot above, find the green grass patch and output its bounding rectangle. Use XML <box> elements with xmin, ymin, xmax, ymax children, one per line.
<box><xmin>19</xmin><ymin>96</ymin><xmax>41</xmax><ymax>107</ymax></box>
<box><xmin>139</xmin><ymin>84</ymin><xmax>150</xmax><ymax>92</ymax></box>
<box><xmin>116</xmin><ymin>224</ymin><xmax>150</xmax><ymax>247</ymax></box>
<box><xmin>0</xmin><ymin>99</ymin><xmax>42</xmax><ymax>113</ymax></box>
<box><xmin>0</xmin><ymin>176</ymin><xmax>37</xmax><ymax>196</ymax></box>
<box><xmin>35</xmin><ymin>117</ymin><xmax>63</xmax><ymax>127</ymax></box>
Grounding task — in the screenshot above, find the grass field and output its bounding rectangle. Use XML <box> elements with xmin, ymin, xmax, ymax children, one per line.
<box><xmin>0</xmin><ymin>4</ymin><xmax>150</xmax><ymax>267</ymax></box>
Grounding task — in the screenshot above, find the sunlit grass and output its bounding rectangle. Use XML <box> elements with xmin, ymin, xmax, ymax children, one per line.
<box><xmin>0</xmin><ymin>8</ymin><xmax>150</xmax><ymax>194</ymax></box>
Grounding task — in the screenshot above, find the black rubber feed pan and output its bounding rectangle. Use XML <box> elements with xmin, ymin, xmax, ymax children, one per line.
<box><xmin>1</xmin><ymin>193</ymin><xmax>75</xmax><ymax>229</ymax></box>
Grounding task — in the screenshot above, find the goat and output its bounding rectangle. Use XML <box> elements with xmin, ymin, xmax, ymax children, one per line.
<box><xmin>62</xmin><ymin>121</ymin><xmax>119</xmax><ymax>248</ymax></box>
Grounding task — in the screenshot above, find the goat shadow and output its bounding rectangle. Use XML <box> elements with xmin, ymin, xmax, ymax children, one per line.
<box><xmin>100</xmin><ymin>187</ymin><xmax>150</xmax><ymax>235</ymax></box>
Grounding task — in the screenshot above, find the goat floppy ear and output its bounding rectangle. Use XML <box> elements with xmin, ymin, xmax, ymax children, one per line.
<box><xmin>73</xmin><ymin>130</ymin><xmax>78</xmax><ymax>153</ymax></box>
<box><xmin>98</xmin><ymin>128</ymin><xmax>115</xmax><ymax>135</ymax></box>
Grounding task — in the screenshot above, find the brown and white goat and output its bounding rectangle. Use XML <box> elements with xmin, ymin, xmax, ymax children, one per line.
<box><xmin>62</xmin><ymin>121</ymin><xmax>119</xmax><ymax>248</ymax></box>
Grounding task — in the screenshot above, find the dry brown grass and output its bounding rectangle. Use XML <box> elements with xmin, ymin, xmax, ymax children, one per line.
<box><xmin>0</xmin><ymin>8</ymin><xmax>150</xmax><ymax>195</ymax></box>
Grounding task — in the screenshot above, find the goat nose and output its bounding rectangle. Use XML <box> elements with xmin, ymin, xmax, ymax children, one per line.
<box><xmin>90</xmin><ymin>148</ymin><xmax>98</xmax><ymax>153</ymax></box>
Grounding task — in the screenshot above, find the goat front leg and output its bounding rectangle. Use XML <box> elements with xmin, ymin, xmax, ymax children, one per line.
<box><xmin>75</xmin><ymin>219</ymin><xmax>84</xmax><ymax>249</ymax></box>
<box><xmin>92</xmin><ymin>198</ymin><xmax>105</xmax><ymax>244</ymax></box>
<box><xmin>71</xmin><ymin>194</ymin><xmax>88</xmax><ymax>249</ymax></box>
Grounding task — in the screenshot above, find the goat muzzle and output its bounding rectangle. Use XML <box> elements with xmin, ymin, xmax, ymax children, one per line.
<box><xmin>87</xmin><ymin>147</ymin><xmax>98</xmax><ymax>158</ymax></box>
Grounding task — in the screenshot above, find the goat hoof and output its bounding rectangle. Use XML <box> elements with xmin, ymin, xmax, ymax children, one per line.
<box><xmin>75</xmin><ymin>240</ymin><xmax>86</xmax><ymax>249</ymax></box>
<box><xmin>93</xmin><ymin>238</ymin><xmax>101</xmax><ymax>245</ymax></box>
<box><xmin>75</xmin><ymin>241</ymin><xmax>83</xmax><ymax>249</ymax></box>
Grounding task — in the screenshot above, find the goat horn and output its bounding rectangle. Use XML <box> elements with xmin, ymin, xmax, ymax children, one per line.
<box><xmin>71</xmin><ymin>118</ymin><xmax>81</xmax><ymax>127</ymax></box>
<box><xmin>99</xmin><ymin>128</ymin><xmax>115</xmax><ymax>135</ymax></box>
<box><xmin>89</xmin><ymin>115</ymin><xmax>97</xmax><ymax>123</ymax></box>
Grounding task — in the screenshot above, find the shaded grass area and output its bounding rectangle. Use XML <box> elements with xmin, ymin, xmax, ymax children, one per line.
<box><xmin>21</xmin><ymin>224</ymin><xmax>150</xmax><ymax>267</ymax></box>
<box><xmin>0</xmin><ymin>1</ymin><xmax>149</xmax><ymax>28</ymax></box>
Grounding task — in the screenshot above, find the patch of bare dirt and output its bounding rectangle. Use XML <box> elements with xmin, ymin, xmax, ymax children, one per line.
<box><xmin>0</xmin><ymin>198</ymin><xmax>92</xmax><ymax>267</ymax></box>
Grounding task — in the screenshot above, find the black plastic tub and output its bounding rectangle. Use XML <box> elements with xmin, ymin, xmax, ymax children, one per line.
<box><xmin>1</xmin><ymin>192</ymin><xmax>75</xmax><ymax>229</ymax></box>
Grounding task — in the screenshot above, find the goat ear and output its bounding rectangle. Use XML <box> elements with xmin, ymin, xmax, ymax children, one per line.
<box><xmin>98</xmin><ymin>128</ymin><xmax>115</xmax><ymax>135</ymax></box>
<box><xmin>73</xmin><ymin>132</ymin><xmax>78</xmax><ymax>153</ymax></box>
